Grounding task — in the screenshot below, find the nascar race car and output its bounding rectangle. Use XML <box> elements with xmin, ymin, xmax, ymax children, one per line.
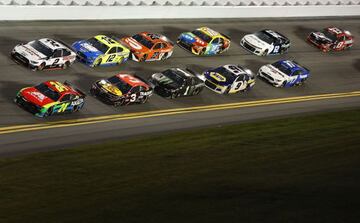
<box><xmin>201</xmin><ymin>64</ymin><xmax>255</xmax><ymax>94</ymax></box>
<box><xmin>72</xmin><ymin>35</ymin><xmax>130</xmax><ymax>67</ymax></box>
<box><xmin>11</xmin><ymin>38</ymin><xmax>76</xmax><ymax>71</ymax></box>
<box><xmin>90</xmin><ymin>73</ymin><xmax>153</xmax><ymax>106</ymax></box>
<box><xmin>177</xmin><ymin>27</ymin><xmax>231</xmax><ymax>56</ymax></box>
<box><xmin>258</xmin><ymin>60</ymin><xmax>310</xmax><ymax>87</ymax></box>
<box><xmin>120</xmin><ymin>32</ymin><xmax>174</xmax><ymax>62</ymax></box>
<box><xmin>240</xmin><ymin>29</ymin><xmax>290</xmax><ymax>56</ymax></box>
<box><xmin>149</xmin><ymin>68</ymin><xmax>204</xmax><ymax>98</ymax></box>
<box><xmin>307</xmin><ymin>27</ymin><xmax>354</xmax><ymax>52</ymax></box>
<box><xmin>14</xmin><ymin>80</ymin><xmax>86</xmax><ymax>117</ymax></box>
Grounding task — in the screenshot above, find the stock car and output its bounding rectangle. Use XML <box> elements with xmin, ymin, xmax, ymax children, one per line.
<box><xmin>307</xmin><ymin>27</ymin><xmax>354</xmax><ymax>52</ymax></box>
<box><xmin>14</xmin><ymin>80</ymin><xmax>86</xmax><ymax>117</ymax></box>
<box><xmin>177</xmin><ymin>27</ymin><xmax>231</xmax><ymax>56</ymax></box>
<box><xmin>201</xmin><ymin>64</ymin><xmax>255</xmax><ymax>94</ymax></box>
<box><xmin>72</xmin><ymin>35</ymin><xmax>130</xmax><ymax>67</ymax></box>
<box><xmin>90</xmin><ymin>73</ymin><xmax>153</xmax><ymax>106</ymax></box>
<box><xmin>148</xmin><ymin>68</ymin><xmax>204</xmax><ymax>98</ymax></box>
<box><xmin>240</xmin><ymin>29</ymin><xmax>290</xmax><ymax>56</ymax></box>
<box><xmin>258</xmin><ymin>60</ymin><xmax>310</xmax><ymax>87</ymax></box>
<box><xmin>120</xmin><ymin>32</ymin><xmax>174</xmax><ymax>62</ymax></box>
<box><xmin>11</xmin><ymin>38</ymin><xmax>76</xmax><ymax>71</ymax></box>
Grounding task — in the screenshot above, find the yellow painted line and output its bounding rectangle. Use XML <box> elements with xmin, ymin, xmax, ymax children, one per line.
<box><xmin>0</xmin><ymin>91</ymin><xmax>360</xmax><ymax>135</ymax></box>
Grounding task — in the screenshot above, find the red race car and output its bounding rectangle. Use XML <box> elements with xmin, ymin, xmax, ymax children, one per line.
<box><xmin>120</xmin><ymin>32</ymin><xmax>174</xmax><ymax>62</ymax></box>
<box><xmin>15</xmin><ymin>80</ymin><xmax>86</xmax><ymax>117</ymax></box>
<box><xmin>90</xmin><ymin>73</ymin><xmax>153</xmax><ymax>106</ymax></box>
<box><xmin>307</xmin><ymin>27</ymin><xmax>354</xmax><ymax>52</ymax></box>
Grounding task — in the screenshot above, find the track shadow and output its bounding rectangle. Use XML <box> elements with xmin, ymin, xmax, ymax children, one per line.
<box><xmin>0</xmin><ymin>35</ymin><xmax>25</xmax><ymax>58</ymax></box>
<box><xmin>294</xmin><ymin>25</ymin><xmax>315</xmax><ymax>40</ymax></box>
<box><xmin>162</xmin><ymin>26</ymin><xmax>189</xmax><ymax>42</ymax></box>
<box><xmin>186</xmin><ymin>64</ymin><xmax>212</xmax><ymax>74</ymax></box>
<box><xmin>227</xmin><ymin>28</ymin><xmax>249</xmax><ymax>45</ymax></box>
<box><xmin>52</xmin><ymin>33</ymin><xmax>80</xmax><ymax>47</ymax></box>
<box><xmin>354</xmin><ymin>59</ymin><xmax>360</xmax><ymax>72</ymax></box>
<box><xmin>72</xmin><ymin>72</ymin><xmax>100</xmax><ymax>93</ymax></box>
<box><xmin>243</xmin><ymin>59</ymin><xmax>266</xmax><ymax>73</ymax></box>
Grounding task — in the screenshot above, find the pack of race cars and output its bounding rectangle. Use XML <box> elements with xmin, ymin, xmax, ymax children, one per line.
<box><xmin>11</xmin><ymin>26</ymin><xmax>354</xmax><ymax>117</ymax></box>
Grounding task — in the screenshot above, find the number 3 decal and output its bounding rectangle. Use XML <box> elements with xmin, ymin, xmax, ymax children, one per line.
<box><xmin>130</xmin><ymin>94</ymin><xmax>137</xmax><ymax>102</ymax></box>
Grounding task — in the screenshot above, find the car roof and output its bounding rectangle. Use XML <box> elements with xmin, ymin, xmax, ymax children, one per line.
<box><xmin>94</xmin><ymin>35</ymin><xmax>123</xmax><ymax>48</ymax></box>
<box><xmin>115</xmin><ymin>74</ymin><xmax>149</xmax><ymax>88</ymax></box>
<box><xmin>43</xmin><ymin>80</ymin><xmax>77</xmax><ymax>95</ymax></box>
<box><xmin>140</xmin><ymin>32</ymin><xmax>172</xmax><ymax>44</ymax></box>
<box><xmin>277</xmin><ymin>60</ymin><xmax>308</xmax><ymax>73</ymax></box>
<box><xmin>38</xmin><ymin>38</ymin><xmax>68</xmax><ymax>50</ymax></box>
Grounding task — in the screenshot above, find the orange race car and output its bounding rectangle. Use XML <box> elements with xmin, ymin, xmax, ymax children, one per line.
<box><xmin>120</xmin><ymin>32</ymin><xmax>174</xmax><ymax>62</ymax></box>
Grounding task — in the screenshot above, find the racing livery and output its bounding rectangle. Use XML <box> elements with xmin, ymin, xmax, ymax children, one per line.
<box><xmin>258</xmin><ymin>60</ymin><xmax>310</xmax><ymax>87</ymax></box>
<box><xmin>307</xmin><ymin>27</ymin><xmax>354</xmax><ymax>52</ymax></box>
<box><xmin>120</xmin><ymin>32</ymin><xmax>174</xmax><ymax>62</ymax></box>
<box><xmin>11</xmin><ymin>38</ymin><xmax>76</xmax><ymax>71</ymax></box>
<box><xmin>149</xmin><ymin>68</ymin><xmax>204</xmax><ymax>98</ymax></box>
<box><xmin>177</xmin><ymin>27</ymin><xmax>231</xmax><ymax>56</ymax></box>
<box><xmin>14</xmin><ymin>80</ymin><xmax>86</xmax><ymax>117</ymax></box>
<box><xmin>72</xmin><ymin>35</ymin><xmax>130</xmax><ymax>67</ymax></box>
<box><xmin>90</xmin><ymin>73</ymin><xmax>153</xmax><ymax>106</ymax></box>
<box><xmin>240</xmin><ymin>29</ymin><xmax>290</xmax><ymax>56</ymax></box>
<box><xmin>201</xmin><ymin>64</ymin><xmax>255</xmax><ymax>94</ymax></box>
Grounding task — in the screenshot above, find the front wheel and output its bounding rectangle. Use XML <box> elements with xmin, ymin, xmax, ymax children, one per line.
<box><xmin>138</xmin><ymin>96</ymin><xmax>148</xmax><ymax>104</ymax></box>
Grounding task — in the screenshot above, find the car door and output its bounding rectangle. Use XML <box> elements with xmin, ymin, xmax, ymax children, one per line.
<box><xmin>49</xmin><ymin>49</ymin><xmax>63</xmax><ymax>67</ymax></box>
<box><xmin>229</xmin><ymin>75</ymin><xmax>245</xmax><ymax>93</ymax></box>
<box><xmin>53</xmin><ymin>94</ymin><xmax>72</xmax><ymax>114</ymax></box>
<box><xmin>103</xmin><ymin>47</ymin><xmax>117</xmax><ymax>64</ymax></box>
<box><xmin>208</xmin><ymin>37</ymin><xmax>222</xmax><ymax>55</ymax></box>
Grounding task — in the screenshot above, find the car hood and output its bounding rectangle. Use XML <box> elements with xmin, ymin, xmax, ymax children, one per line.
<box><xmin>204</xmin><ymin>71</ymin><xmax>232</xmax><ymax>86</ymax></box>
<box><xmin>243</xmin><ymin>34</ymin><xmax>270</xmax><ymax>48</ymax></box>
<box><xmin>72</xmin><ymin>40</ymin><xmax>103</xmax><ymax>58</ymax></box>
<box><xmin>309</xmin><ymin>32</ymin><xmax>334</xmax><ymax>45</ymax></box>
<box><xmin>97</xmin><ymin>80</ymin><xmax>123</xmax><ymax>96</ymax></box>
<box><xmin>179</xmin><ymin>32</ymin><xmax>208</xmax><ymax>47</ymax></box>
<box><xmin>14</xmin><ymin>43</ymin><xmax>47</xmax><ymax>61</ymax></box>
<box><xmin>20</xmin><ymin>87</ymin><xmax>54</xmax><ymax>107</ymax></box>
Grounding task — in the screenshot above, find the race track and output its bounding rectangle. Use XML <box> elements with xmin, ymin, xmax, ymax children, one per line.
<box><xmin>0</xmin><ymin>17</ymin><xmax>359</xmax><ymax>156</ymax></box>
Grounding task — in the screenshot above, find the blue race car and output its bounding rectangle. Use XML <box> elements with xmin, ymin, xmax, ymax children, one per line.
<box><xmin>258</xmin><ymin>60</ymin><xmax>310</xmax><ymax>87</ymax></box>
<box><xmin>72</xmin><ymin>35</ymin><xmax>130</xmax><ymax>67</ymax></box>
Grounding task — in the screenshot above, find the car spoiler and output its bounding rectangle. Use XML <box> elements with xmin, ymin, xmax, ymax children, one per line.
<box><xmin>133</xmin><ymin>74</ymin><xmax>151</xmax><ymax>85</ymax></box>
<box><xmin>55</xmin><ymin>39</ymin><xmax>76</xmax><ymax>51</ymax></box>
<box><xmin>220</xmin><ymin>33</ymin><xmax>231</xmax><ymax>41</ymax></box>
<box><xmin>64</xmin><ymin>80</ymin><xmax>87</xmax><ymax>97</ymax></box>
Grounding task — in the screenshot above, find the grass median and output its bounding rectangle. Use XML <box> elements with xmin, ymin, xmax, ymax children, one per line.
<box><xmin>1</xmin><ymin>109</ymin><xmax>360</xmax><ymax>223</ymax></box>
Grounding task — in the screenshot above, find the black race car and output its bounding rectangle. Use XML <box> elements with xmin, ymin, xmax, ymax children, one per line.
<box><xmin>149</xmin><ymin>68</ymin><xmax>204</xmax><ymax>98</ymax></box>
<box><xmin>240</xmin><ymin>29</ymin><xmax>291</xmax><ymax>56</ymax></box>
<box><xmin>90</xmin><ymin>73</ymin><xmax>153</xmax><ymax>106</ymax></box>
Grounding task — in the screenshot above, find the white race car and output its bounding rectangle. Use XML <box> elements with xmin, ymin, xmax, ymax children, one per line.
<box><xmin>11</xmin><ymin>38</ymin><xmax>76</xmax><ymax>71</ymax></box>
<box><xmin>240</xmin><ymin>29</ymin><xmax>290</xmax><ymax>56</ymax></box>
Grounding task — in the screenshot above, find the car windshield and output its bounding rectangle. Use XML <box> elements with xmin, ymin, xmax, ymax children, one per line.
<box><xmin>87</xmin><ymin>37</ymin><xmax>109</xmax><ymax>54</ymax></box>
<box><xmin>191</xmin><ymin>30</ymin><xmax>212</xmax><ymax>43</ymax></box>
<box><xmin>322</xmin><ymin>29</ymin><xmax>338</xmax><ymax>42</ymax></box>
<box><xmin>272</xmin><ymin>61</ymin><xmax>293</xmax><ymax>76</ymax></box>
<box><xmin>35</xmin><ymin>83</ymin><xmax>61</xmax><ymax>101</ymax></box>
<box><xmin>132</xmin><ymin>34</ymin><xmax>154</xmax><ymax>49</ymax></box>
<box><xmin>254</xmin><ymin>31</ymin><xmax>275</xmax><ymax>44</ymax></box>
<box><xmin>108</xmin><ymin>76</ymin><xmax>132</xmax><ymax>94</ymax></box>
<box><xmin>30</xmin><ymin>40</ymin><xmax>53</xmax><ymax>57</ymax></box>
<box><xmin>212</xmin><ymin>67</ymin><xmax>237</xmax><ymax>83</ymax></box>
<box><xmin>162</xmin><ymin>70</ymin><xmax>185</xmax><ymax>86</ymax></box>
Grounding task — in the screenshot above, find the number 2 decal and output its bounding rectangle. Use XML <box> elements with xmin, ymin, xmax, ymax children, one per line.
<box><xmin>107</xmin><ymin>54</ymin><xmax>116</xmax><ymax>63</ymax></box>
<box><xmin>52</xmin><ymin>58</ymin><xmax>60</xmax><ymax>66</ymax></box>
<box><xmin>273</xmin><ymin>46</ymin><xmax>280</xmax><ymax>53</ymax></box>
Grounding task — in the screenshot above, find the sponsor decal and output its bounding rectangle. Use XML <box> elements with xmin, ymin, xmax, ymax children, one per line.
<box><xmin>29</xmin><ymin>91</ymin><xmax>46</xmax><ymax>102</ymax></box>
<box><xmin>209</xmin><ymin>72</ymin><xmax>226</xmax><ymax>82</ymax></box>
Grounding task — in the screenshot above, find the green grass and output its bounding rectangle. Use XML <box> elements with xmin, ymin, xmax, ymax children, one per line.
<box><xmin>1</xmin><ymin>109</ymin><xmax>360</xmax><ymax>223</ymax></box>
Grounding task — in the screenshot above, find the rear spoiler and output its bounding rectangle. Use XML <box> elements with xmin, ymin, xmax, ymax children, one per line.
<box><xmin>55</xmin><ymin>39</ymin><xmax>75</xmax><ymax>51</ymax></box>
<box><xmin>64</xmin><ymin>80</ymin><xmax>87</xmax><ymax>97</ymax></box>
<box><xmin>220</xmin><ymin>32</ymin><xmax>231</xmax><ymax>41</ymax></box>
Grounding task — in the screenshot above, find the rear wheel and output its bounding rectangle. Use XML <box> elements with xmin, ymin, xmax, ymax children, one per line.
<box><xmin>262</xmin><ymin>49</ymin><xmax>268</xmax><ymax>56</ymax></box>
<box><xmin>138</xmin><ymin>96</ymin><xmax>148</xmax><ymax>104</ymax></box>
<box><xmin>43</xmin><ymin>106</ymin><xmax>53</xmax><ymax>117</ymax></box>
<box><xmin>192</xmin><ymin>87</ymin><xmax>202</xmax><ymax>96</ymax></box>
<box><xmin>62</xmin><ymin>61</ymin><xmax>70</xmax><ymax>69</ymax></box>
<box><xmin>37</xmin><ymin>63</ymin><xmax>45</xmax><ymax>71</ymax></box>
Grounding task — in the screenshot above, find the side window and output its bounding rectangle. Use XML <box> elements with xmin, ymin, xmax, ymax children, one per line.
<box><xmin>116</xmin><ymin>47</ymin><xmax>123</xmax><ymax>53</ymax></box>
<box><xmin>108</xmin><ymin>47</ymin><xmax>117</xmax><ymax>54</ymax></box>
<box><xmin>53</xmin><ymin>50</ymin><xmax>62</xmax><ymax>58</ymax></box>
<box><xmin>63</xmin><ymin>49</ymin><xmax>71</xmax><ymax>56</ymax></box>
<box><xmin>153</xmin><ymin>43</ymin><xmax>162</xmax><ymax>50</ymax></box>
<box><xmin>130</xmin><ymin>86</ymin><xmax>140</xmax><ymax>93</ymax></box>
<box><xmin>60</xmin><ymin>94</ymin><xmax>72</xmax><ymax>102</ymax></box>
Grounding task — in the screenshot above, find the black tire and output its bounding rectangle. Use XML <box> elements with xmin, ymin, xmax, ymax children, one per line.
<box><xmin>171</xmin><ymin>92</ymin><xmax>180</xmax><ymax>99</ymax></box>
<box><xmin>114</xmin><ymin>98</ymin><xmax>125</xmax><ymax>107</ymax></box>
<box><xmin>43</xmin><ymin>106</ymin><xmax>53</xmax><ymax>117</ymax></box>
<box><xmin>138</xmin><ymin>96</ymin><xmax>148</xmax><ymax>104</ymax></box>
<box><xmin>38</xmin><ymin>63</ymin><xmax>45</xmax><ymax>71</ymax></box>
<box><xmin>94</xmin><ymin>58</ymin><xmax>102</xmax><ymax>67</ymax></box>
<box><xmin>161</xmin><ymin>52</ymin><xmax>168</xmax><ymax>60</ymax></box>
<box><xmin>262</xmin><ymin>49</ymin><xmax>268</xmax><ymax>56</ymax></box>
<box><xmin>192</xmin><ymin>87</ymin><xmax>202</xmax><ymax>96</ymax></box>
<box><xmin>62</xmin><ymin>61</ymin><xmax>70</xmax><ymax>69</ymax></box>
<box><xmin>141</xmin><ymin>54</ymin><xmax>147</xmax><ymax>62</ymax></box>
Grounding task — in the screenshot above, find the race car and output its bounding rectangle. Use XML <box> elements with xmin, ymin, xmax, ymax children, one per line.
<box><xmin>90</xmin><ymin>73</ymin><xmax>153</xmax><ymax>106</ymax></box>
<box><xmin>201</xmin><ymin>64</ymin><xmax>255</xmax><ymax>94</ymax></box>
<box><xmin>258</xmin><ymin>60</ymin><xmax>310</xmax><ymax>87</ymax></box>
<box><xmin>120</xmin><ymin>32</ymin><xmax>174</xmax><ymax>62</ymax></box>
<box><xmin>149</xmin><ymin>68</ymin><xmax>204</xmax><ymax>99</ymax></box>
<box><xmin>72</xmin><ymin>35</ymin><xmax>130</xmax><ymax>67</ymax></box>
<box><xmin>240</xmin><ymin>29</ymin><xmax>290</xmax><ymax>56</ymax></box>
<box><xmin>177</xmin><ymin>27</ymin><xmax>231</xmax><ymax>56</ymax></box>
<box><xmin>11</xmin><ymin>38</ymin><xmax>76</xmax><ymax>71</ymax></box>
<box><xmin>14</xmin><ymin>80</ymin><xmax>86</xmax><ymax>117</ymax></box>
<box><xmin>307</xmin><ymin>27</ymin><xmax>354</xmax><ymax>52</ymax></box>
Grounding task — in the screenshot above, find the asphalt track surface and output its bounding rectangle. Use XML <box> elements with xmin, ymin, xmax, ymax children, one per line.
<box><xmin>0</xmin><ymin>17</ymin><xmax>359</xmax><ymax>156</ymax></box>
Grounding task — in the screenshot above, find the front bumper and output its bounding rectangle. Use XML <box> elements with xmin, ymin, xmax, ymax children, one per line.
<box><xmin>240</xmin><ymin>39</ymin><xmax>264</xmax><ymax>56</ymax></box>
<box><xmin>11</xmin><ymin>52</ymin><xmax>38</xmax><ymax>70</ymax></box>
<box><xmin>14</xmin><ymin>95</ymin><xmax>44</xmax><ymax>117</ymax></box>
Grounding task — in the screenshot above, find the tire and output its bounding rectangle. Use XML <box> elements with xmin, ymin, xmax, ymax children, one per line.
<box><xmin>171</xmin><ymin>92</ymin><xmax>180</xmax><ymax>99</ymax></box>
<box><xmin>94</xmin><ymin>58</ymin><xmax>102</xmax><ymax>67</ymax></box>
<box><xmin>43</xmin><ymin>106</ymin><xmax>53</xmax><ymax>117</ymax></box>
<box><xmin>62</xmin><ymin>61</ymin><xmax>70</xmax><ymax>70</ymax></box>
<box><xmin>37</xmin><ymin>63</ymin><xmax>45</xmax><ymax>71</ymax></box>
<box><xmin>262</xmin><ymin>49</ymin><xmax>268</xmax><ymax>56</ymax></box>
<box><xmin>138</xmin><ymin>96</ymin><xmax>148</xmax><ymax>104</ymax></box>
<box><xmin>114</xmin><ymin>98</ymin><xmax>125</xmax><ymax>107</ymax></box>
<box><xmin>161</xmin><ymin>52</ymin><xmax>168</xmax><ymax>60</ymax></box>
<box><xmin>73</xmin><ymin>105</ymin><xmax>79</xmax><ymax>112</ymax></box>
<box><xmin>141</xmin><ymin>54</ymin><xmax>147</xmax><ymax>62</ymax></box>
<box><xmin>192</xmin><ymin>87</ymin><xmax>202</xmax><ymax>96</ymax></box>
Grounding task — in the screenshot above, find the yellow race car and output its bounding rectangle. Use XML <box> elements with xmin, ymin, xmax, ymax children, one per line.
<box><xmin>72</xmin><ymin>35</ymin><xmax>130</xmax><ymax>67</ymax></box>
